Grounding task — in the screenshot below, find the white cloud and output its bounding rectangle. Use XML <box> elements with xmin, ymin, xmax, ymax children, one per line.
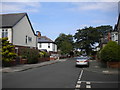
<box><xmin>0</xmin><ymin>2</ymin><xmax>41</xmax><ymax>13</ymax></box>
<box><xmin>68</xmin><ymin>2</ymin><xmax>118</xmax><ymax>12</ymax></box>
<box><xmin>2</xmin><ymin>0</ymin><xmax>120</xmax><ymax>2</ymax></box>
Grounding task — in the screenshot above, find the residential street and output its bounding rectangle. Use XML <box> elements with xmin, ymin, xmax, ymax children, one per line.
<box><xmin>2</xmin><ymin>58</ymin><xmax>119</xmax><ymax>89</ymax></box>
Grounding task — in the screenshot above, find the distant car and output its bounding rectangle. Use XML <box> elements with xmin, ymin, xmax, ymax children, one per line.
<box><xmin>76</xmin><ymin>56</ymin><xmax>89</xmax><ymax>67</ymax></box>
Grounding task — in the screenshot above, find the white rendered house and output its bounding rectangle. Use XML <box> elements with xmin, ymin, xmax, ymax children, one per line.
<box><xmin>111</xmin><ymin>31</ymin><xmax>118</xmax><ymax>43</ymax></box>
<box><xmin>0</xmin><ymin>13</ymin><xmax>37</xmax><ymax>53</ymax></box>
<box><xmin>37</xmin><ymin>32</ymin><xmax>57</xmax><ymax>52</ymax></box>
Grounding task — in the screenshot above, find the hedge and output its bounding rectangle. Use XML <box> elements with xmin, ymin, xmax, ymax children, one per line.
<box><xmin>100</xmin><ymin>41</ymin><xmax>120</xmax><ymax>62</ymax></box>
<box><xmin>19</xmin><ymin>48</ymin><xmax>39</xmax><ymax>64</ymax></box>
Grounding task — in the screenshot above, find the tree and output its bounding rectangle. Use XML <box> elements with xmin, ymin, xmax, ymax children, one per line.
<box><xmin>74</xmin><ymin>26</ymin><xmax>100</xmax><ymax>55</ymax></box>
<box><xmin>55</xmin><ymin>33</ymin><xmax>74</xmax><ymax>55</ymax></box>
<box><xmin>74</xmin><ymin>25</ymin><xmax>113</xmax><ymax>55</ymax></box>
<box><xmin>1</xmin><ymin>37</ymin><xmax>17</xmax><ymax>66</ymax></box>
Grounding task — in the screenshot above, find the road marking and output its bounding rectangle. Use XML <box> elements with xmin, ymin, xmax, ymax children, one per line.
<box><xmin>75</xmin><ymin>89</ymin><xmax>79</xmax><ymax>90</ymax></box>
<box><xmin>76</xmin><ymin>84</ymin><xmax>81</xmax><ymax>88</ymax></box>
<box><xmin>86</xmin><ymin>85</ymin><xmax>91</xmax><ymax>88</ymax></box>
<box><xmin>81</xmin><ymin>81</ymin><xmax>120</xmax><ymax>84</ymax></box>
<box><xmin>86</xmin><ymin>82</ymin><xmax>91</xmax><ymax>84</ymax></box>
<box><xmin>77</xmin><ymin>81</ymin><xmax>81</xmax><ymax>84</ymax></box>
<box><xmin>79</xmin><ymin>70</ymin><xmax>83</xmax><ymax>80</ymax></box>
<box><xmin>75</xmin><ymin>70</ymin><xmax>84</xmax><ymax>89</ymax></box>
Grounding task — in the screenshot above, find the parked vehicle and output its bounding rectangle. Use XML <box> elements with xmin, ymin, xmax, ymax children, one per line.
<box><xmin>76</xmin><ymin>56</ymin><xmax>89</xmax><ymax>67</ymax></box>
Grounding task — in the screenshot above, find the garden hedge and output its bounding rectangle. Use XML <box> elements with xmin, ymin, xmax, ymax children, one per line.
<box><xmin>100</xmin><ymin>41</ymin><xmax>120</xmax><ymax>62</ymax></box>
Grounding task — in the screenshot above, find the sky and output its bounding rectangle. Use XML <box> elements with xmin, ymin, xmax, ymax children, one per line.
<box><xmin>1</xmin><ymin>0</ymin><xmax>120</xmax><ymax>41</ymax></box>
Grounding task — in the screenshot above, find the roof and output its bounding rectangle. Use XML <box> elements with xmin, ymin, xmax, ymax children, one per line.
<box><xmin>38</xmin><ymin>36</ymin><xmax>54</xmax><ymax>43</ymax></box>
<box><xmin>0</xmin><ymin>13</ymin><xmax>26</xmax><ymax>28</ymax></box>
<box><xmin>0</xmin><ymin>13</ymin><xmax>37</xmax><ymax>36</ymax></box>
<box><xmin>113</xmin><ymin>14</ymin><xmax>120</xmax><ymax>32</ymax></box>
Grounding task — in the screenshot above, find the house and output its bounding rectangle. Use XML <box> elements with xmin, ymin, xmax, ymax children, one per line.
<box><xmin>37</xmin><ymin>31</ymin><xmax>57</xmax><ymax>53</ymax></box>
<box><xmin>100</xmin><ymin>33</ymin><xmax>110</xmax><ymax>48</ymax></box>
<box><xmin>111</xmin><ymin>24</ymin><xmax>118</xmax><ymax>43</ymax></box>
<box><xmin>0</xmin><ymin>13</ymin><xmax>37</xmax><ymax>54</ymax></box>
<box><xmin>110</xmin><ymin>13</ymin><xmax>120</xmax><ymax>45</ymax></box>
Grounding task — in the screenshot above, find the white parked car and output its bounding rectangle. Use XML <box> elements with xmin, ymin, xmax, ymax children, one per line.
<box><xmin>76</xmin><ymin>56</ymin><xmax>89</xmax><ymax>67</ymax></box>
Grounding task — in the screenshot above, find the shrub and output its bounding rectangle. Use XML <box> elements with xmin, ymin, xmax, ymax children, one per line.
<box><xmin>96</xmin><ymin>51</ymin><xmax>100</xmax><ymax>60</ymax></box>
<box><xmin>39</xmin><ymin>51</ymin><xmax>50</xmax><ymax>58</ymax></box>
<box><xmin>1</xmin><ymin>38</ymin><xmax>17</xmax><ymax>66</ymax></box>
<box><xmin>100</xmin><ymin>41</ymin><xmax>119</xmax><ymax>62</ymax></box>
<box><xmin>42</xmin><ymin>51</ymin><xmax>50</xmax><ymax>57</ymax></box>
<box><xmin>39</xmin><ymin>52</ymin><xmax>44</xmax><ymax>58</ymax></box>
<box><xmin>20</xmin><ymin>48</ymin><xmax>39</xmax><ymax>64</ymax></box>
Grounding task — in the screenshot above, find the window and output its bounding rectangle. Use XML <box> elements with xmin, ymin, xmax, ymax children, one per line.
<box><xmin>115</xmin><ymin>33</ymin><xmax>117</xmax><ymax>35</ymax></box>
<box><xmin>28</xmin><ymin>37</ymin><xmax>32</xmax><ymax>42</ymax></box>
<box><xmin>2</xmin><ymin>29</ymin><xmax>8</xmax><ymax>38</ymax></box>
<box><xmin>15</xmin><ymin>47</ymin><xmax>18</xmax><ymax>54</ymax></box>
<box><xmin>53</xmin><ymin>44</ymin><xmax>55</xmax><ymax>51</ymax></box>
<box><xmin>48</xmin><ymin>43</ymin><xmax>50</xmax><ymax>48</ymax></box>
<box><xmin>39</xmin><ymin>43</ymin><xmax>42</xmax><ymax>48</ymax></box>
<box><xmin>26</xmin><ymin>35</ymin><xmax>27</xmax><ymax>44</ymax></box>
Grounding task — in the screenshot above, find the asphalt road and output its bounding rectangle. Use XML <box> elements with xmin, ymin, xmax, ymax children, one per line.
<box><xmin>2</xmin><ymin>58</ymin><xmax>119</xmax><ymax>89</ymax></box>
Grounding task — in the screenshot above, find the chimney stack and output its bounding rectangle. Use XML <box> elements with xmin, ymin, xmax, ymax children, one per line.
<box><xmin>36</xmin><ymin>31</ymin><xmax>41</xmax><ymax>37</ymax></box>
<box><xmin>108</xmin><ymin>32</ymin><xmax>111</xmax><ymax>41</ymax></box>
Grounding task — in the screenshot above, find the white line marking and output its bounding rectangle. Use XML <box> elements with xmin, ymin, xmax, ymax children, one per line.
<box><xmin>79</xmin><ymin>70</ymin><xmax>84</xmax><ymax>81</ymax></box>
<box><xmin>75</xmin><ymin>89</ymin><xmax>79</xmax><ymax>90</ymax></box>
<box><xmin>81</xmin><ymin>81</ymin><xmax>119</xmax><ymax>84</ymax></box>
<box><xmin>86</xmin><ymin>85</ymin><xmax>91</xmax><ymax>88</ymax></box>
<box><xmin>77</xmin><ymin>81</ymin><xmax>81</xmax><ymax>84</ymax></box>
<box><xmin>75</xmin><ymin>70</ymin><xmax>84</xmax><ymax>89</ymax></box>
<box><xmin>76</xmin><ymin>84</ymin><xmax>81</xmax><ymax>88</ymax></box>
<box><xmin>86</xmin><ymin>82</ymin><xmax>91</xmax><ymax>84</ymax></box>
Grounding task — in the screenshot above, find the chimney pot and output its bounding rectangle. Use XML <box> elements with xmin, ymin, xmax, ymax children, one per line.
<box><xmin>36</xmin><ymin>31</ymin><xmax>41</xmax><ymax>37</ymax></box>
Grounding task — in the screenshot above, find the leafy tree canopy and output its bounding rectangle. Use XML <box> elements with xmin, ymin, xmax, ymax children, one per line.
<box><xmin>55</xmin><ymin>33</ymin><xmax>74</xmax><ymax>55</ymax></box>
<box><xmin>74</xmin><ymin>25</ymin><xmax>113</xmax><ymax>55</ymax></box>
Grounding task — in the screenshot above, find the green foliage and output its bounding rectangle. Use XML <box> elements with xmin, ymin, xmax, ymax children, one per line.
<box><xmin>20</xmin><ymin>48</ymin><xmax>39</xmax><ymax>64</ymax></box>
<box><xmin>74</xmin><ymin>25</ymin><xmax>113</xmax><ymax>55</ymax></box>
<box><xmin>55</xmin><ymin>33</ymin><xmax>74</xmax><ymax>55</ymax></box>
<box><xmin>1</xmin><ymin>38</ymin><xmax>17</xmax><ymax>65</ymax></box>
<box><xmin>39</xmin><ymin>51</ymin><xmax>50</xmax><ymax>58</ymax></box>
<box><xmin>39</xmin><ymin>52</ymin><xmax>44</xmax><ymax>58</ymax></box>
<box><xmin>96</xmin><ymin>51</ymin><xmax>101</xmax><ymax>60</ymax></box>
<box><xmin>100</xmin><ymin>41</ymin><xmax>119</xmax><ymax>62</ymax></box>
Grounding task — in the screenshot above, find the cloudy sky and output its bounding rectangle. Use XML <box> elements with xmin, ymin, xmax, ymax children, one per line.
<box><xmin>1</xmin><ymin>0</ymin><xmax>120</xmax><ymax>40</ymax></box>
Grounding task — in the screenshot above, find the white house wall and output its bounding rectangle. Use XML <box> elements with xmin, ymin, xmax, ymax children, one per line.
<box><xmin>54</xmin><ymin>44</ymin><xmax>57</xmax><ymax>52</ymax></box>
<box><xmin>111</xmin><ymin>32</ymin><xmax>118</xmax><ymax>43</ymax></box>
<box><xmin>12</xmin><ymin>16</ymin><xmax>37</xmax><ymax>48</ymax></box>
<box><xmin>38</xmin><ymin>43</ymin><xmax>57</xmax><ymax>52</ymax></box>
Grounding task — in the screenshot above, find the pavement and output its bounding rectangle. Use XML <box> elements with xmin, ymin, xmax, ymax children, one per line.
<box><xmin>1</xmin><ymin>59</ymin><xmax>67</xmax><ymax>73</ymax></box>
<box><xmin>83</xmin><ymin>60</ymin><xmax>119</xmax><ymax>74</ymax></box>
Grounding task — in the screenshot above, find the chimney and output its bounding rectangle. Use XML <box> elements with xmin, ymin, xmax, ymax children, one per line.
<box><xmin>108</xmin><ymin>32</ymin><xmax>111</xmax><ymax>41</ymax></box>
<box><xmin>36</xmin><ymin>31</ymin><xmax>41</xmax><ymax>37</ymax></box>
